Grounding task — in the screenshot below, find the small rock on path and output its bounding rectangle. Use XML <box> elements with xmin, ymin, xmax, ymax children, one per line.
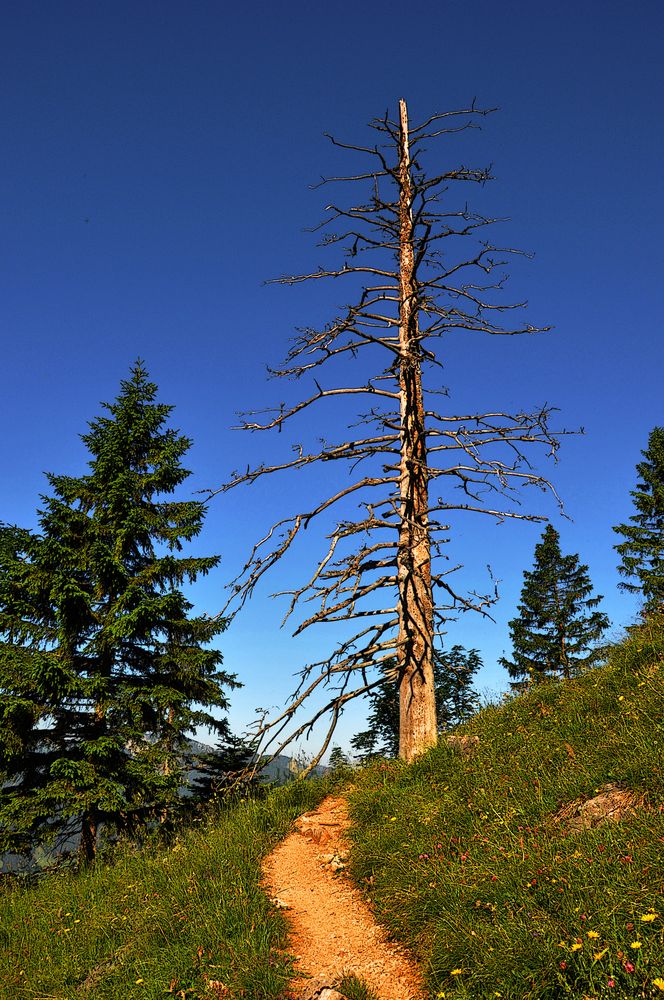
<box><xmin>262</xmin><ymin>795</ymin><xmax>427</xmax><ymax>1000</ymax></box>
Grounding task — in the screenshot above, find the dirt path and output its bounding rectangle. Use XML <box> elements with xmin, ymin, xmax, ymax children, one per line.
<box><xmin>262</xmin><ymin>795</ymin><xmax>427</xmax><ymax>999</ymax></box>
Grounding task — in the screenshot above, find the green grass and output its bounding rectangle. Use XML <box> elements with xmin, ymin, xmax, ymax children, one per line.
<box><xmin>346</xmin><ymin>617</ymin><xmax>664</xmax><ymax>999</ymax></box>
<box><xmin>336</xmin><ymin>972</ymin><xmax>380</xmax><ymax>999</ymax></box>
<box><xmin>0</xmin><ymin>780</ymin><xmax>328</xmax><ymax>1000</ymax></box>
<box><xmin>2</xmin><ymin>621</ymin><xmax>662</xmax><ymax>1000</ymax></box>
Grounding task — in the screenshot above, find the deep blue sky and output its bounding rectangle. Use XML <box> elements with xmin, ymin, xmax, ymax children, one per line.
<box><xmin>2</xmin><ymin>2</ymin><xmax>662</xmax><ymax>754</ymax></box>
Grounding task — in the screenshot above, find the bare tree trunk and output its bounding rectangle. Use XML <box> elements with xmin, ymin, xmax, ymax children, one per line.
<box><xmin>80</xmin><ymin>810</ymin><xmax>97</xmax><ymax>866</ymax></box>
<box><xmin>396</xmin><ymin>99</ymin><xmax>437</xmax><ymax>761</ymax></box>
<box><xmin>216</xmin><ymin>99</ymin><xmax>562</xmax><ymax>773</ymax></box>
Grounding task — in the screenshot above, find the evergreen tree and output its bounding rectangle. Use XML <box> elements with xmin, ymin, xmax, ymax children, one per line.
<box><xmin>351</xmin><ymin>646</ymin><xmax>481</xmax><ymax>760</ymax></box>
<box><xmin>186</xmin><ymin>729</ymin><xmax>257</xmax><ymax>803</ymax></box>
<box><xmin>613</xmin><ymin>427</ymin><xmax>664</xmax><ymax>615</ymax></box>
<box><xmin>0</xmin><ymin>363</ymin><xmax>236</xmax><ymax>863</ymax></box>
<box><xmin>499</xmin><ymin>525</ymin><xmax>609</xmax><ymax>691</ymax></box>
<box><xmin>328</xmin><ymin>745</ymin><xmax>351</xmax><ymax>771</ymax></box>
<box><xmin>0</xmin><ymin>525</ymin><xmax>54</xmax><ymax>816</ymax></box>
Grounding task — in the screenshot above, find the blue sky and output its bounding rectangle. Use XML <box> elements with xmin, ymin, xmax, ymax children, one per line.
<box><xmin>2</xmin><ymin>1</ymin><xmax>662</xmax><ymax>755</ymax></box>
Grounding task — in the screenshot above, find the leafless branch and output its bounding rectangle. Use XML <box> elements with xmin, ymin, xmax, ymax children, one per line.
<box><xmin>214</xmin><ymin>99</ymin><xmax>566</xmax><ymax>771</ymax></box>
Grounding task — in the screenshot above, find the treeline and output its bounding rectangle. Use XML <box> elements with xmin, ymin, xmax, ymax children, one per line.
<box><xmin>499</xmin><ymin>427</ymin><xmax>663</xmax><ymax>691</ymax></box>
<box><xmin>1</xmin><ymin>360</ymin><xmax>662</xmax><ymax>865</ymax></box>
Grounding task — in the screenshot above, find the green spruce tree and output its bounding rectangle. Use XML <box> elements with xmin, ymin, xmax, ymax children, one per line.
<box><xmin>0</xmin><ymin>363</ymin><xmax>236</xmax><ymax>863</ymax></box>
<box><xmin>351</xmin><ymin>646</ymin><xmax>481</xmax><ymax>760</ymax></box>
<box><xmin>0</xmin><ymin>524</ymin><xmax>56</xmax><ymax>827</ymax></box>
<box><xmin>613</xmin><ymin>426</ymin><xmax>664</xmax><ymax>616</ymax></box>
<box><xmin>186</xmin><ymin>729</ymin><xmax>258</xmax><ymax>803</ymax></box>
<box><xmin>500</xmin><ymin>525</ymin><xmax>609</xmax><ymax>692</ymax></box>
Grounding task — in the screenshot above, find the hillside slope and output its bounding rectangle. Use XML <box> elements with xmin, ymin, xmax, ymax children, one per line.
<box><xmin>346</xmin><ymin>617</ymin><xmax>664</xmax><ymax>999</ymax></box>
<box><xmin>0</xmin><ymin>619</ymin><xmax>661</xmax><ymax>1000</ymax></box>
<box><xmin>0</xmin><ymin>780</ymin><xmax>329</xmax><ymax>999</ymax></box>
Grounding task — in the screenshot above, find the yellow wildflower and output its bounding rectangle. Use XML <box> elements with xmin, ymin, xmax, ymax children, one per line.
<box><xmin>586</xmin><ymin>930</ymin><xmax>600</xmax><ymax>938</ymax></box>
<box><xmin>652</xmin><ymin>979</ymin><xmax>664</xmax><ymax>992</ymax></box>
<box><xmin>641</xmin><ymin>912</ymin><xmax>658</xmax><ymax>922</ymax></box>
<box><xmin>450</xmin><ymin>968</ymin><xmax>463</xmax><ymax>975</ymax></box>
<box><xmin>593</xmin><ymin>948</ymin><xmax>608</xmax><ymax>961</ymax></box>
<box><xmin>630</xmin><ymin>940</ymin><xmax>642</xmax><ymax>949</ymax></box>
<box><xmin>570</xmin><ymin>942</ymin><xmax>582</xmax><ymax>952</ymax></box>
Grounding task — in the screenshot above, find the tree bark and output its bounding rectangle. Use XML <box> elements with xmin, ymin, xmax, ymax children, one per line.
<box><xmin>396</xmin><ymin>99</ymin><xmax>437</xmax><ymax>761</ymax></box>
<box><xmin>80</xmin><ymin>810</ymin><xmax>97</xmax><ymax>865</ymax></box>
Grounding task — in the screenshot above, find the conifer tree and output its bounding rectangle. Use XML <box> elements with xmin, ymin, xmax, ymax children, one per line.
<box><xmin>499</xmin><ymin>525</ymin><xmax>608</xmax><ymax>691</ymax></box>
<box><xmin>0</xmin><ymin>363</ymin><xmax>236</xmax><ymax>863</ymax></box>
<box><xmin>613</xmin><ymin>426</ymin><xmax>664</xmax><ymax>615</ymax></box>
<box><xmin>186</xmin><ymin>729</ymin><xmax>257</xmax><ymax>803</ymax></box>
<box><xmin>351</xmin><ymin>645</ymin><xmax>481</xmax><ymax>760</ymax></box>
<box><xmin>0</xmin><ymin>525</ymin><xmax>52</xmax><ymax>797</ymax></box>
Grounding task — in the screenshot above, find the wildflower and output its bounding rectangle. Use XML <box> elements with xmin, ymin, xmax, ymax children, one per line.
<box><xmin>570</xmin><ymin>942</ymin><xmax>582</xmax><ymax>952</ymax></box>
<box><xmin>653</xmin><ymin>979</ymin><xmax>664</xmax><ymax>992</ymax></box>
<box><xmin>436</xmin><ymin>992</ymin><xmax>446</xmax><ymax>998</ymax></box>
<box><xmin>450</xmin><ymin>968</ymin><xmax>463</xmax><ymax>976</ymax></box>
<box><xmin>630</xmin><ymin>941</ymin><xmax>642</xmax><ymax>949</ymax></box>
<box><xmin>623</xmin><ymin>961</ymin><xmax>635</xmax><ymax>973</ymax></box>
<box><xmin>559</xmin><ymin>961</ymin><xmax>567</xmax><ymax>970</ymax></box>
<box><xmin>593</xmin><ymin>949</ymin><xmax>608</xmax><ymax>961</ymax></box>
<box><xmin>389</xmin><ymin>816</ymin><xmax>397</xmax><ymax>822</ymax></box>
<box><xmin>641</xmin><ymin>911</ymin><xmax>658</xmax><ymax>922</ymax></box>
<box><xmin>586</xmin><ymin>930</ymin><xmax>600</xmax><ymax>939</ymax></box>
<box><xmin>607</xmin><ymin>979</ymin><xmax>616</xmax><ymax>988</ymax></box>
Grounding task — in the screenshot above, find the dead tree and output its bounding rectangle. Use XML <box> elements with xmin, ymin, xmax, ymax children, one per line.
<box><xmin>213</xmin><ymin>99</ymin><xmax>563</xmax><ymax>768</ymax></box>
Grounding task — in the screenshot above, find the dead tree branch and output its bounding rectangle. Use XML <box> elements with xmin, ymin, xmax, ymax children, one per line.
<box><xmin>214</xmin><ymin>99</ymin><xmax>566</xmax><ymax>769</ymax></box>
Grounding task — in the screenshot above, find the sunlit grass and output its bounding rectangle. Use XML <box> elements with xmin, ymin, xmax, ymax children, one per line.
<box><xmin>346</xmin><ymin>617</ymin><xmax>664</xmax><ymax>999</ymax></box>
<box><xmin>0</xmin><ymin>780</ymin><xmax>328</xmax><ymax>999</ymax></box>
<box><xmin>2</xmin><ymin>619</ymin><xmax>662</xmax><ymax>1000</ymax></box>
<box><xmin>336</xmin><ymin>972</ymin><xmax>381</xmax><ymax>999</ymax></box>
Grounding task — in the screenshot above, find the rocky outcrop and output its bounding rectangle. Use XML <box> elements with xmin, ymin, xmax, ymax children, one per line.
<box><xmin>552</xmin><ymin>783</ymin><xmax>644</xmax><ymax>832</ymax></box>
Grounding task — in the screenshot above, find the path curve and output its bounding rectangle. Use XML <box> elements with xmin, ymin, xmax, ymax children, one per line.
<box><xmin>262</xmin><ymin>795</ymin><xmax>427</xmax><ymax>999</ymax></box>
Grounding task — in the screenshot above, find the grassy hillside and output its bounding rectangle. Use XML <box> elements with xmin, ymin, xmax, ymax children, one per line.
<box><xmin>346</xmin><ymin>617</ymin><xmax>664</xmax><ymax>999</ymax></box>
<box><xmin>1</xmin><ymin>618</ymin><xmax>661</xmax><ymax>1000</ymax></box>
<box><xmin>0</xmin><ymin>780</ymin><xmax>328</xmax><ymax>999</ymax></box>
